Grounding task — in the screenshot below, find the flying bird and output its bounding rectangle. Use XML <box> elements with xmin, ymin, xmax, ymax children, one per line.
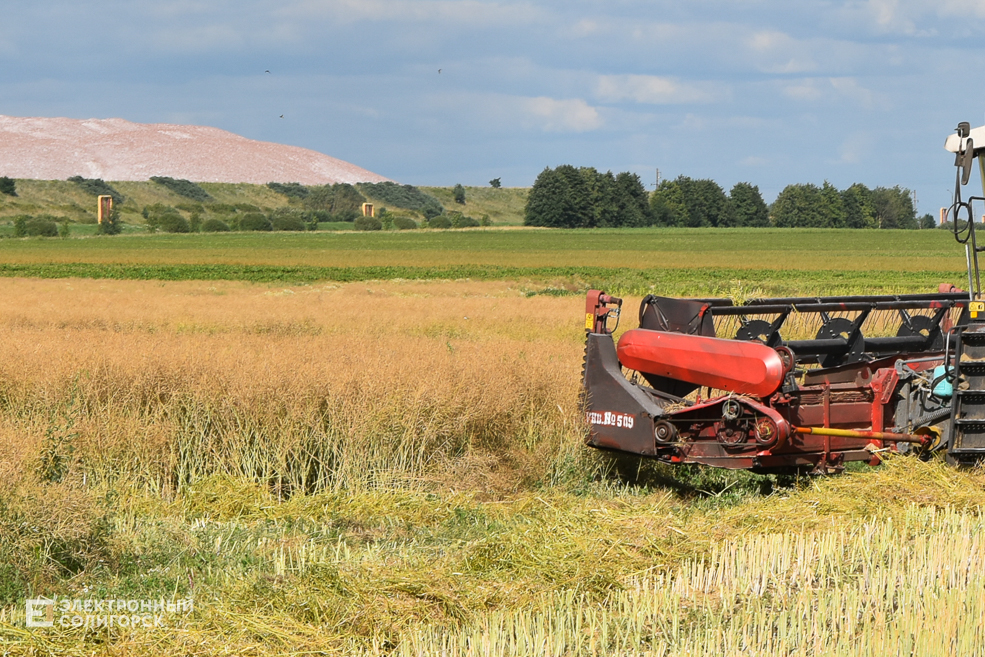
<box><xmin>279</xmin><ymin>114</ymin><xmax>284</xmax><ymax>118</ymax></box>
<box><xmin>438</xmin><ymin>69</ymin><xmax>442</xmax><ymax>74</ymax></box>
<box><xmin>265</xmin><ymin>70</ymin><xmax>271</xmax><ymax>74</ymax></box>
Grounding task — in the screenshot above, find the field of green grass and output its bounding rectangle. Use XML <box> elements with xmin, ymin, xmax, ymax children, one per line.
<box><xmin>0</xmin><ymin>227</ymin><xmax>970</xmax><ymax>297</ymax></box>
<box><xmin>0</xmin><ymin>226</ymin><xmax>982</xmax><ymax>655</ymax></box>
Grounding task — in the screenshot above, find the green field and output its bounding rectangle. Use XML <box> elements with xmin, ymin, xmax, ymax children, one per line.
<box><xmin>0</xmin><ymin>227</ymin><xmax>970</xmax><ymax>296</ymax></box>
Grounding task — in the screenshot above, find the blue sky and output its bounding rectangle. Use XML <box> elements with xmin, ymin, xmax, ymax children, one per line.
<box><xmin>4</xmin><ymin>1</ymin><xmax>985</xmax><ymax>211</ymax></box>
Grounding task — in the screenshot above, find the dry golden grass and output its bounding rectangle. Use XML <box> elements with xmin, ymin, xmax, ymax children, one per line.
<box><xmin>0</xmin><ymin>278</ymin><xmax>587</xmax><ymax>496</ymax></box>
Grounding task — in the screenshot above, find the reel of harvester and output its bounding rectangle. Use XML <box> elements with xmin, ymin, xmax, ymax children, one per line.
<box><xmin>580</xmin><ymin>120</ymin><xmax>985</xmax><ymax>473</ymax></box>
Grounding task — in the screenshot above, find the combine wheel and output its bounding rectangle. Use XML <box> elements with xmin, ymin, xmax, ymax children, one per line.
<box><xmin>654</xmin><ymin>420</ymin><xmax>678</xmax><ymax>445</ymax></box>
<box><xmin>774</xmin><ymin>346</ymin><xmax>795</xmax><ymax>374</ymax></box>
<box><xmin>722</xmin><ymin>399</ymin><xmax>742</xmax><ymax>421</ymax></box>
<box><xmin>753</xmin><ymin>417</ymin><xmax>780</xmax><ymax>447</ymax></box>
<box><xmin>717</xmin><ymin>426</ymin><xmax>747</xmax><ymax>446</ymax></box>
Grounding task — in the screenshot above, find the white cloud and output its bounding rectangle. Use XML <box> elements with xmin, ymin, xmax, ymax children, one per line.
<box><xmin>595</xmin><ymin>74</ymin><xmax>717</xmax><ymax>105</ymax></box>
<box><xmin>783</xmin><ymin>80</ymin><xmax>823</xmax><ymax>101</ymax></box>
<box><xmin>782</xmin><ymin>77</ymin><xmax>885</xmax><ymax>110</ymax></box>
<box><xmin>938</xmin><ymin>0</ymin><xmax>985</xmax><ymax>18</ymax></box>
<box><xmin>520</xmin><ymin>96</ymin><xmax>602</xmax><ymax>132</ymax></box>
<box><xmin>426</xmin><ymin>92</ymin><xmax>603</xmax><ymax>133</ymax></box>
<box><xmin>867</xmin><ymin>0</ymin><xmax>917</xmax><ymax>34</ymax></box>
<box><xmin>847</xmin><ymin>0</ymin><xmax>985</xmax><ymax>35</ymax></box>
<box><xmin>746</xmin><ymin>30</ymin><xmax>817</xmax><ymax>73</ymax></box>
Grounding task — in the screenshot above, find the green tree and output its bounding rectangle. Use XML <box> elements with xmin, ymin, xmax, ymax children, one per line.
<box><xmin>524</xmin><ymin>165</ymin><xmax>654</xmax><ymax>228</ymax></box>
<box><xmin>0</xmin><ymin>177</ymin><xmax>16</xmax><ymax>197</ymax></box>
<box><xmin>819</xmin><ymin>181</ymin><xmax>846</xmax><ymax>227</ymax></box>
<box><xmin>615</xmin><ymin>172</ymin><xmax>651</xmax><ymax>227</ymax></box>
<box><xmin>525</xmin><ymin>167</ymin><xmax>571</xmax><ymax>227</ymax></box>
<box><xmin>668</xmin><ymin>176</ymin><xmax>730</xmax><ymax>227</ymax></box>
<box><xmin>919</xmin><ymin>213</ymin><xmax>936</xmax><ymax>229</ymax></box>
<box><xmin>98</xmin><ymin>207</ymin><xmax>122</xmax><ymax>235</ymax></box>
<box><xmin>650</xmin><ymin>179</ymin><xmax>688</xmax><ymax>226</ymax></box>
<box><xmin>591</xmin><ymin>170</ymin><xmax>621</xmax><ymax>228</ymax></box>
<box><xmin>871</xmin><ymin>186</ymin><xmax>916</xmax><ymax>229</ymax></box>
<box><xmin>841</xmin><ymin>184</ymin><xmax>876</xmax><ymax>229</ymax></box>
<box><xmin>557</xmin><ymin>165</ymin><xmax>595</xmax><ymax>228</ymax></box>
<box><xmin>489</xmin><ymin>178</ymin><xmax>501</xmax><ymax>188</ymax></box>
<box><xmin>453</xmin><ymin>184</ymin><xmax>466</xmax><ymax>204</ymax></box>
<box><xmin>729</xmin><ymin>182</ymin><xmax>769</xmax><ymax>227</ymax></box>
<box><xmin>304</xmin><ymin>183</ymin><xmax>366</xmax><ymax>218</ymax></box>
<box><xmin>770</xmin><ymin>184</ymin><xmax>825</xmax><ymax>227</ymax></box>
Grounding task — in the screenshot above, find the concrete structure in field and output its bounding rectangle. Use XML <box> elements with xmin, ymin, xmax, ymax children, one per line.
<box><xmin>97</xmin><ymin>195</ymin><xmax>112</xmax><ymax>224</ymax></box>
<box><xmin>361</xmin><ymin>203</ymin><xmax>374</xmax><ymax>217</ymax></box>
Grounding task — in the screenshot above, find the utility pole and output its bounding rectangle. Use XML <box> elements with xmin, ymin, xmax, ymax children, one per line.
<box><xmin>651</xmin><ymin>168</ymin><xmax>661</xmax><ymax>189</ymax></box>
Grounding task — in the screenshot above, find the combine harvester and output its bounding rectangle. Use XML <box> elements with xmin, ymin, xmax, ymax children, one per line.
<box><xmin>582</xmin><ymin>122</ymin><xmax>985</xmax><ymax>473</ymax></box>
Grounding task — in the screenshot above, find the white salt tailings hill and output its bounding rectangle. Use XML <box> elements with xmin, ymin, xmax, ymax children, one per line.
<box><xmin>0</xmin><ymin>115</ymin><xmax>389</xmax><ymax>185</ymax></box>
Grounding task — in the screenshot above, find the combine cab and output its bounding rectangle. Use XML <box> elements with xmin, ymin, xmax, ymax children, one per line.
<box><xmin>582</xmin><ymin>121</ymin><xmax>985</xmax><ymax>473</ymax></box>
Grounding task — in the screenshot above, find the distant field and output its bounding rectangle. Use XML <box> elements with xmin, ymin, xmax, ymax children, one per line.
<box><xmin>0</xmin><ymin>228</ymin><xmax>969</xmax><ymax>296</ymax></box>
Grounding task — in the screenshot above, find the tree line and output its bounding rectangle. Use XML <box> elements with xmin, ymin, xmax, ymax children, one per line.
<box><xmin>525</xmin><ymin>167</ymin><xmax>935</xmax><ymax>229</ymax></box>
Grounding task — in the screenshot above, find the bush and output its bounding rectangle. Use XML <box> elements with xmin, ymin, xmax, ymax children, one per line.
<box><xmin>14</xmin><ymin>215</ymin><xmax>59</xmax><ymax>237</ymax></box>
<box><xmin>149</xmin><ymin>176</ymin><xmax>213</xmax><ymax>202</ymax></box>
<box><xmin>152</xmin><ymin>213</ymin><xmax>190</xmax><ymax>233</ymax></box>
<box><xmin>68</xmin><ymin>176</ymin><xmax>124</xmax><ymax>206</ymax></box>
<box><xmin>239</xmin><ymin>213</ymin><xmax>273</xmax><ymax>231</ymax></box>
<box><xmin>0</xmin><ymin>176</ymin><xmax>16</xmax><ymax>196</ymax></box>
<box><xmin>393</xmin><ymin>216</ymin><xmax>417</xmax><ymax>230</ymax></box>
<box><xmin>271</xmin><ymin>214</ymin><xmax>307</xmax><ymax>231</ymax></box>
<box><xmin>354</xmin><ymin>216</ymin><xmax>382</xmax><ymax>231</ymax></box>
<box><xmin>303</xmin><ymin>183</ymin><xmax>366</xmax><ymax>216</ymax></box>
<box><xmin>200</xmin><ymin>218</ymin><xmax>230</xmax><ymax>232</ymax></box>
<box><xmin>489</xmin><ymin>178</ymin><xmax>501</xmax><ymax>189</ymax></box>
<box><xmin>428</xmin><ymin>215</ymin><xmax>452</xmax><ymax>229</ymax></box>
<box><xmin>98</xmin><ymin>208</ymin><xmax>122</xmax><ymax>234</ymax></box>
<box><xmin>267</xmin><ymin>182</ymin><xmax>309</xmax><ymax>200</ymax></box>
<box><xmin>453</xmin><ymin>183</ymin><xmax>466</xmax><ymax>204</ymax></box>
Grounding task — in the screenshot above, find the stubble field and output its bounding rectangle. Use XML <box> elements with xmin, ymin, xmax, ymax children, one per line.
<box><xmin>0</xmin><ymin>228</ymin><xmax>984</xmax><ymax>655</ymax></box>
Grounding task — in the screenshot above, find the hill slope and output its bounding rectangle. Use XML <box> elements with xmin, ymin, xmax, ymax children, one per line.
<box><xmin>0</xmin><ymin>115</ymin><xmax>388</xmax><ymax>185</ymax></box>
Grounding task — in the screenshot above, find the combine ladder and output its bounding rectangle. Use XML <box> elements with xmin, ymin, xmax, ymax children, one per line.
<box><xmin>949</xmin><ymin>322</ymin><xmax>985</xmax><ymax>465</ymax></box>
